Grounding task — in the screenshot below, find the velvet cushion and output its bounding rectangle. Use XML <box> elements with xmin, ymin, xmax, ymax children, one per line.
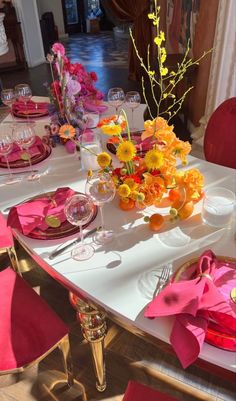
<box><xmin>123</xmin><ymin>380</ymin><xmax>180</xmax><ymax>401</ymax></box>
<box><xmin>204</xmin><ymin>97</ymin><xmax>236</xmax><ymax>169</ymax></box>
<box><xmin>0</xmin><ymin>267</ymin><xmax>68</xmax><ymax>371</ymax></box>
<box><xmin>0</xmin><ymin>212</ymin><xmax>13</xmax><ymax>248</ymax></box>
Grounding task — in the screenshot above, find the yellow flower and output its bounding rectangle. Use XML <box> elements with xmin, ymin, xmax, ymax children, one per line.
<box><xmin>154</xmin><ymin>37</ymin><xmax>162</xmax><ymax>46</ymax></box>
<box><xmin>58</xmin><ymin>124</ymin><xmax>76</xmax><ymax>139</ymax></box>
<box><xmin>144</xmin><ymin>149</ymin><xmax>164</xmax><ymax>170</ymax></box>
<box><xmin>118</xmin><ymin>184</ymin><xmax>131</xmax><ymax>198</ymax></box>
<box><xmin>100</xmin><ymin>124</ymin><xmax>122</xmax><ymax>136</ymax></box>
<box><xmin>116</xmin><ymin>141</ymin><xmax>136</xmax><ymax>163</ymax></box>
<box><xmin>97</xmin><ymin>152</ymin><xmax>111</xmax><ymax>168</ymax></box>
<box><xmin>160</xmin><ymin>67</ymin><xmax>168</xmax><ymax>76</ymax></box>
<box><xmin>124</xmin><ymin>178</ymin><xmax>138</xmax><ymax>190</ymax></box>
<box><xmin>148</xmin><ymin>13</ymin><xmax>155</xmax><ymax>19</ymax></box>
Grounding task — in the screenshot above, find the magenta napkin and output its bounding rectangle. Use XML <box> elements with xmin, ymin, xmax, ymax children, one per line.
<box><xmin>144</xmin><ymin>250</ymin><xmax>236</xmax><ymax>368</ymax></box>
<box><xmin>7</xmin><ymin>187</ymin><xmax>75</xmax><ymax>236</ymax></box>
<box><xmin>84</xmin><ymin>100</ymin><xmax>108</xmax><ymax>113</ymax></box>
<box><xmin>0</xmin><ymin>212</ymin><xmax>13</xmax><ymax>247</ymax></box>
<box><xmin>0</xmin><ymin>136</ymin><xmax>43</xmax><ymax>163</ymax></box>
<box><xmin>12</xmin><ymin>100</ymin><xmax>49</xmax><ymax>116</ymax></box>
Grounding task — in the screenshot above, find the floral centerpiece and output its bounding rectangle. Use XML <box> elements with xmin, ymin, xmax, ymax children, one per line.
<box><xmin>45</xmin><ymin>42</ymin><xmax>104</xmax><ymax>151</ymax></box>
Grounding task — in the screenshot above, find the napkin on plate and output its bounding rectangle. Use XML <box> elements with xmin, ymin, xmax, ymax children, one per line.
<box><xmin>12</xmin><ymin>100</ymin><xmax>49</xmax><ymax>116</ymax></box>
<box><xmin>144</xmin><ymin>250</ymin><xmax>236</xmax><ymax>368</ymax></box>
<box><xmin>0</xmin><ymin>212</ymin><xmax>13</xmax><ymax>247</ymax></box>
<box><xmin>83</xmin><ymin>100</ymin><xmax>108</xmax><ymax>114</ymax></box>
<box><xmin>0</xmin><ymin>136</ymin><xmax>43</xmax><ymax>163</ymax></box>
<box><xmin>7</xmin><ymin>187</ymin><xmax>75</xmax><ymax>236</ymax></box>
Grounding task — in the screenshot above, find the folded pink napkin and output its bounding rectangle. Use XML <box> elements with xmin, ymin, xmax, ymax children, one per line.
<box><xmin>7</xmin><ymin>187</ymin><xmax>75</xmax><ymax>236</ymax></box>
<box><xmin>145</xmin><ymin>250</ymin><xmax>236</xmax><ymax>368</ymax></box>
<box><xmin>0</xmin><ymin>212</ymin><xmax>13</xmax><ymax>247</ymax></box>
<box><xmin>0</xmin><ymin>136</ymin><xmax>42</xmax><ymax>163</ymax></box>
<box><xmin>12</xmin><ymin>100</ymin><xmax>49</xmax><ymax>116</ymax></box>
<box><xmin>84</xmin><ymin>100</ymin><xmax>108</xmax><ymax>113</ymax></box>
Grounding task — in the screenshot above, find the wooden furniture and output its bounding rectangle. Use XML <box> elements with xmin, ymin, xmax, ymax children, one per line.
<box><xmin>0</xmin><ymin>3</ymin><xmax>27</xmax><ymax>72</ymax></box>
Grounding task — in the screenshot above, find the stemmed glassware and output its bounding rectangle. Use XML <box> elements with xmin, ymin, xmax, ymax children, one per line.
<box><xmin>0</xmin><ymin>133</ymin><xmax>20</xmax><ymax>185</ymax></box>
<box><xmin>15</xmin><ymin>83</ymin><xmax>32</xmax><ymax>124</ymax></box>
<box><xmin>1</xmin><ymin>88</ymin><xmax>16</xmax><ymax>116</ymax></box>
<box><xmin>107</xmin><ymin>87</ymin><xmax>125</xmax><ymax>115</ymax></box>
<box><xmin>13</xmin><ymin>124</ymin><xmax>38</xmax><ymax>181</ymax></box>
<box><xmin>64</xmin><ymin>194</ymin><xmax>95</xmax><ymax>261</ymax></box>
<box><xmin>125</xmin><ymin>91</ymin><xmax>141</xmax><ymax>132</ymax></box>
<box><xmin>85</xmin><ymin>172</ymin><xmax>116</xmax><ymax>244</ymax></box>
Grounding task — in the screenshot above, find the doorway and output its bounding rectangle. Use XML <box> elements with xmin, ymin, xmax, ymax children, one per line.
<box><xmin>61</xmin><ymin>0</ymin><xmax>86</xmax><ymax>34</ymax></box>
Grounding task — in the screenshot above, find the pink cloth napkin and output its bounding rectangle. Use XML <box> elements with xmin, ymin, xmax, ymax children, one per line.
<box><xmin>144</xmin><ymin>250</ymin><xmax>236</xmax><ymax>368</ymax></box>
<box><xmin>0</xmin><ymin>212</ymin><xmax>13</xmax><ymax>247</ymax></box>
<box><xmin>84</xmin><ymin>100</ymin><xmax>108</xmax><ymax>113</ymax></box>
<box><xmin>0</xmin><ymin>136</ymin><xmax>42</xmax><ymax>163</ymax></box>
<box><xmin>12</xmin><ymin>100</ymin><xmax>49</xmax><ymax>116</ymax></box>
<box><xmin>7</xmin><ymin>187</ymin><xmax>75</xmax><ymax>236</ymax></box>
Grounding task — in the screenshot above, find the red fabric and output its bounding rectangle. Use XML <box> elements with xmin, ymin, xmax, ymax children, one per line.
<box><xmin>0</xmin><ymin>136</ymin><xmax>42</xmax><ymax>163</ymax></box>
<box><xmin>123</xmin><ymin>380</ymin><xmax>180</xmax><ymax>401</ymax></box>
<box><xmin>0</xmin><ymin>212</ymin><xmax>13</xmax><ymax>248</ymax></box>
<box><xmin>204</xmin><ymin>97</ymin><xmax>236</xmax><ymax>169</ymax></box>
<box><xmin>0</xmin><ymin>267</ymin><xmax>68</xmax><ymax>371</ymax></box>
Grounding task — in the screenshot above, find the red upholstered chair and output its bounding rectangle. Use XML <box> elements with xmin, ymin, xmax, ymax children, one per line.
<box><xmin>0</xmin><ymin>212</ymin><xmax>21</xmax><ymax>275</ymax></box>
<box><xmin>204</xmin><ymin>97</ymin><xmax>236</xmax><ymax>169</ymax></box>
<box><xmin>0</xmin><ymin>266</ymin><xmax>86</xmax><ymax>400</ymax></box>
<box><xmin>123</xmin><ymin>381</ymin><xmax>180</xmax><ymax>401</ymax></box>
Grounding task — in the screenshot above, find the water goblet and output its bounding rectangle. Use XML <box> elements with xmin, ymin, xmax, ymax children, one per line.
<box><xmin>1</xmin><ymin>88</ymin><xmax>17</xmax><ymax>132</ymax></box>
<box><xmin>13</xmin><ymin>124</ymin><xmax>38</xmax><ymax>181</ymax></box>
<box><xmin>64</xmin><ymin>194</ymin><xmax>95</xmax><ymax>261</ymax></box>
<box><xmin>85</xmin><ymin>171</ymin><xmax>116</xmax><ymax>244</ymax></box>
<box><xmin>125</xmin><ymin>91</ymin><xmax>141</xmax><ymax>131</ymax></box>
<box><xmin>15</xmin><ymin>83</ymin><xmax>32</xmax><ymax>124</ymax></box>
<box><xmin>0</xmin><ymin>133</ymin><xmax>20</xmax><ymax>185</ymax></box>
<box><xmin>107</xmin><ymin>87</ymin><xmax>125</xmax><ymax>115</ymax></box>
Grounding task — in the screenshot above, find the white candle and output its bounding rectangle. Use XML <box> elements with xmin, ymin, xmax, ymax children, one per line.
<box><xmin>202</xmin><ymin>191</ymin><xmax>235</xmax><ymax>227</ymax></box>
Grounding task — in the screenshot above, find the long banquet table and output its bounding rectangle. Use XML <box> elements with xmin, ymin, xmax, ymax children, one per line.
<box><xmin>1</xmin><ymin>100</ymin><xmax>236</xmax><ymax>397</ymax></box>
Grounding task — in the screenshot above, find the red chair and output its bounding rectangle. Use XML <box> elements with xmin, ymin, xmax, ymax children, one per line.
<box><xmin>204</xmin><ymin>97</ymin><xmax>236</xmax><ymax>169</ymax></box>
<box><xmin>123</xmin><ymin>380</ymin><xmax>180</xmax><ymax>401</ymax></box>
<box><xmin>0</xmin><ymin>266</ymin><xmax>86</xmax><ymax>401</ymax></box>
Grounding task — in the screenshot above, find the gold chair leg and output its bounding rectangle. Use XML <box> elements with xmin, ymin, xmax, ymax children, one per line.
<box><xmin>70</xmin><ymin>293</ymin><xmax>107</xmax><ymax>392</ymax></box>
<box><xmin>7</xmin><ymin>246</ymin><xmax>21</xmax><ymax>276</ymax></box>
<box><xmin>58</xmin><ymin>334</ymin><xmax>74</xmax><ymax>388</ymax></box>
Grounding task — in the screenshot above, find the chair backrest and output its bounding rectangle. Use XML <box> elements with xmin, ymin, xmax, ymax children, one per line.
<box><xmin>204</xmin><ymin>97</ymin><xmax>236</xmax><ymax>169</ymax></box>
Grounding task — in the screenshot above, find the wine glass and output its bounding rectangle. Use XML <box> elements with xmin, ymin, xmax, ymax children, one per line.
<box><xmin>64</xmin><ymin>194</ymin><xmax>95</xmax><ymax>261</ymax></box>
<box><xmin>85</xmin><ymin>172</ymin><xmax>116</xmax><ymax>244</ymax></box>
<box><xmin>125</xmin><ymin>91</ymin><xmax>141</xmax><ymax>132</ymax></box>
<box><xmin>0</xmin><ymin>133</ymin><xmax>20</xmax><ymax>185</ymax></box>
<box><xmin>1</xmin><ymin>88</ymin><xmax>17</xmax><ymax>132</ymax></box>
<box><xmin>107</xmin><ymin>87</ymin><xmax>125</xmax><ymax>115</ymax></box>
<box><xmin>15</xmin><ymin>84</ymin><xmax>32</xmax><ymax>124</ymax></box>
<box><xmin>13</xmin><ymin>125</ymin><xmax>38</xmax><ymax>181</ymax></box>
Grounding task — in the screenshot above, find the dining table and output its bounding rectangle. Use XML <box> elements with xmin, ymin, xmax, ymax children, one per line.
<box><xmin>0</xmin><ymin>97</ymin><xmax>235</xmax><ymax>399</ymax></box>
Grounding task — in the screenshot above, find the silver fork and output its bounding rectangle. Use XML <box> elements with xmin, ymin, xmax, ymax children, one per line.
<box><xmin>153</xmin><ymin>264</ymin><xmax>172</xmax><ymax>299</ymax></box>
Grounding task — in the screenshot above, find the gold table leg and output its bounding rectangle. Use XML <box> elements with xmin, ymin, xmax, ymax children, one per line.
<box><xmin>69</xmin><ymin>293</ymin><xmax>107</xmax><ymax>392</ymax></box>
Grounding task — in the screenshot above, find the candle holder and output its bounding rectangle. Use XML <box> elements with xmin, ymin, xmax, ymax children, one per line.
<box><xmin>202</xmin><ymin>187</ymin><xmax>235</xmax><ymax>228</ymax></box>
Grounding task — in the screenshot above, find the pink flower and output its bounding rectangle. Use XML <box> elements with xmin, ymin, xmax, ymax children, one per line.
<box><xmin>90</xmin><ymin>71</ymin><xmax>98</xmax><ymax>81</ymax></box>
<box><xmin>52</xmin><ymin>42</ymin><xmax>65</xmax><ymax>56</ymax></box>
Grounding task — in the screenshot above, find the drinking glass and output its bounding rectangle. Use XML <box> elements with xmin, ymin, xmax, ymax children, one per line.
<box><xmin>202</xmin><ymin>187</ymin><xmax>235</xmax><ymax>228</ymax></box>
<box><xmin>15</xmin><ymin>83</ymin><xmax>32</xmax><ymax>124</ymax></box>
<box><xmin>85</xmin><ymin>172</ymin><xmax>116</xmax><ymax>244</ymax></box>
<box><xmin>83</xmin><ymin>111</ymin><xmax>100</xmax><ymax>129</ymax></box>
<box><xmin>0</xmin><ymin>133</ymin><xmax>20</xmax><ymax>185</ymax></box>
<box><xmin>13</xmin><ymin>125</ymin><xmax>38</xmax><ymax>181</ymax></box>
<box><xmin>64</xmin><ymin>194</ymin><xmax>95</xmax><ymax>261</ymax></box>
<box><xmin>107</xmin><ymin>87</ymin><xmax>125</xmax><ymax>115</ymax></box>
<box><xmin>80</xmin><ymin>130</ymin><xmax>102</xmax><ymax>171</ymax></box>
<box><xmin>1</xmin><ymin>88</ymin><xmax>17</xmax><ymax>132</ymax></box>
<box><xmin>125</xmin><ymin>91</ymin><xmax>141</xmax><ymax>131</ymax></box>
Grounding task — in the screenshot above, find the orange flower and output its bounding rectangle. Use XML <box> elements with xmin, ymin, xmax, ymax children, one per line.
<box><xmin>97</xmin><ymin>115</ymin><xmax>117</xmax><ymax>127</ymax></box>
<box><xmin>142</xmin><ymin>117</ymin><xmax>174</xmax><ymax>141</ymax></box>
<box><xmin>58</xmin><ymin>124</ymin><xmax>76</xmax><ymax>139</ymax></box>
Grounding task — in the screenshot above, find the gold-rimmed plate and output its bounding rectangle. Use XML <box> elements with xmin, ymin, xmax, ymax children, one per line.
<box><xmin>18</xmin><ymin>191</ymin><xmax>98</xmax><ymax>240</ymax></box>
<box><xmin>0</xmin><ymin>142</ymin><xmax>51</xmax><ymax>169</ymax></box>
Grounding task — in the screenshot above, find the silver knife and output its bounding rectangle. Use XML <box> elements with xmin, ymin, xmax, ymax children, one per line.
<box><xmin>48</xmin><ymin>226</ymin><xmax>100</xmax><ymax>260</ymax></box>
<box><xmin>0</xmin><ymin>169</ymin><xmax>38</xmax><ymax>177</ymax></box>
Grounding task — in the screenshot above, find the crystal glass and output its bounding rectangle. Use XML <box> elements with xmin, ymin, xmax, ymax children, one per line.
<box><xmin>1</xmin><ymin>88</ymin><xmax>17</xmax><ymax>131</ymax></box>
<box><xmin>64</xmin><ymin>194</ymin><xmax>95</xmax><ymax>261</ymax></box>
<box><xmin>85</xmin><ymin>172</ymin><xmax>116</xmax><ymax>244</ymax></box>
<box><xmin>15</xmin><ymin>83</ymin><xmax>32</xmax><ymax>123</ymax></box>
<box><xmin>125</xmin><ymin>91</ymin><xmax>141</xmax><ymax>131</ymax></box>
<box><xmin>83</xmin><ymin>110</ymin><xmax>100</xmax><ymax>129</ymax></box>
<box><xmin>107</xmin><ymin>87</ymin><xmax>125</xmax><ymax>114</ymax></box>
<box><xmin>202</xmin><ymin>187</ymin><xmax>235</xmax><ymax>228</ymax></box>
<box><xmin>80</xmin><ymin>130</ymin><xmax>102</xmax><ymax>171</ymax></box>
<box><xmin>0</xmin><ymin>133</ymin><xmax>20</xmax><ymax>185</ymax></box>
<box><xmin>13</xmin><ymin>125</ymin><xmax>38</xmax><ymax>181</ymax></box>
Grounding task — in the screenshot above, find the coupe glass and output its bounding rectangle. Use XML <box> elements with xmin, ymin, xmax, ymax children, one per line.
<box><xmin>0</xmin><ymin>133</ymin><xmax>20</xmax><ymax>185</ymax></box>
<box><xmin>85</xmin><ymin>172</ymin><xmax>116</xmax><ymax>244</ymax></box>
<box><xmin>107</xmin><ymin>87</ymin><xmax>125</xmax><ymax>114</ymax></box>
<box><xmin>13</xmin><ymin>125</ymin><xmax>38</xmax><ymax>181</ymax></box>
<box><xmin>64</xmin><ymin>194</ymin><xmax>95</xmax><ymax>261</ymax></box>
<box><xmin>125</xmin><ymin>91</ymin><xmax>141</xmax><ymax>131</ymax></box>
<box><xmin>15</xmin><ymin>83</ymin><xmax>32</xmax><ymax>124</ymax></box>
